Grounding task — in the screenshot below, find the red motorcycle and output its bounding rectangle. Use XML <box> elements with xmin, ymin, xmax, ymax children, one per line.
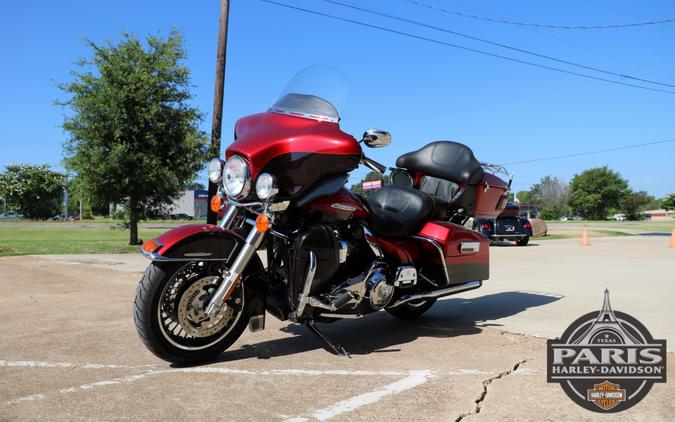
<box><xmin>134</xmin><ymin>68</ymin><xmax>510</xmax><ymax>364</ymax></box>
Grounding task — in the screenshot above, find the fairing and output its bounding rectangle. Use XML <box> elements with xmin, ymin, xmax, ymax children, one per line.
<box><xmin>228</xmin><ymin>112</ymin><xmax>361</xmax><ymax>200</ymax></box>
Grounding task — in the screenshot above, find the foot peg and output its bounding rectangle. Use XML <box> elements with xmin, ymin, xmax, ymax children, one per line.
<box><xmin>305</xmin><ymin>321</ymin><xmax>351</xmax><ymax>358</ymax></box>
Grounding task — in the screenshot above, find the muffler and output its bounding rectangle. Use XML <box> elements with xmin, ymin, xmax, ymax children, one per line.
<box><xmin>389</xmin><ymin>280</ymin><xmax>482</xmax><ymax>308</ymax></box>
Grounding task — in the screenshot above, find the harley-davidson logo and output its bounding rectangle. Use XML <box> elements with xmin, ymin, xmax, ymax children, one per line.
<box><xmin>547</xmin><ymin>290</ymin><xmax>666</xmax><ymax>413</ymax></box>
<box><xmin>586</xmin><ymin>381</ymin><xmax>626</xmax><ymax>411</ymax></box>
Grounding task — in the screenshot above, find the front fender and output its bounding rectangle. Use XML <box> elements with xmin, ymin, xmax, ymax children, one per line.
<box><xmin>141</xmin><ymin>224</ymin><xmax>242</xmax><ymax>262</ymax></box>
<box><xmin>140</xmin><ymin>224</ymin><xmax>268</xmax><ymax>326</ymax></box>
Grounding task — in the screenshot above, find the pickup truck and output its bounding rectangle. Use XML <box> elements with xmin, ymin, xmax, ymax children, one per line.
<box><xmin>473</xmin><ymin>202</ymin><xmax>533</xmax><ymax>246</ymax></box>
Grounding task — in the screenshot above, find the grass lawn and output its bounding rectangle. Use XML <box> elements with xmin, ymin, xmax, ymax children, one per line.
<box><xmin>548</xmin><ymin>220</ymin><xmax>675</xmax><ymax>233</ymax></box>
<box><xmin>536</xmin><ymin>229</ymin><xmax>633</xmax><ymax>240</ymax></box>
<box><xmin>0</xmin><ymin>225</ymin><xmax>165</xmax><ymax>256</ymax></box>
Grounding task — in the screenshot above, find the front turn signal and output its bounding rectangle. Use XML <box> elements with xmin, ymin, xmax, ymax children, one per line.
<box><xmin>210</xmin><ymin>194</ymin><xmax>223</xmax><ymax>213</ymax></box>
<box><xmin>255</xmin><ymin>214</ymin><xmax>270</xmax><ymax>233</ymax></box>
<box><xmin>141</xmin><ymin>239</ymin><xmax>161</xmax><ymax>254</ymax></box>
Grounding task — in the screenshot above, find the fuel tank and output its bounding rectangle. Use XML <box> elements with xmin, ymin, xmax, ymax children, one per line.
<box><xmin>227</xmin><ymin>112</ymin><xmax>362</xmax><ymax>200</ymax></box>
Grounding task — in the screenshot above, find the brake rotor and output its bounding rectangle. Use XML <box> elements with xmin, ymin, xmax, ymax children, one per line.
<box><xmin>176</xmin><ymin>276</ymin><xmax>237</xmax><ymax>338</ymax></box>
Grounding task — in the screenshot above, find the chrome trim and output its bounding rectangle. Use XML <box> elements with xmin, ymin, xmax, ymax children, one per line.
<box><xmin>316</xmin><ymin>313</ymin><xmax>363</xmax><ymax>319</ymax></box>
<box><xmin>268</xmin><ymin>107</ymin><xmax>338</xmax><ymax>123</ymax></box>
<box><xmin>460</xmin><ymin>241</ymin><xmax>480</xmax><ymax>254</ymax></box>
<box><xmin>331</xmin><ymin>203</ymin><xmax>356</xmax><ymax>212</ymax></box>
<box><xmin>205</xmin><ymin>224</ymin><xmax>266</xmax><ymax>316</ymax></box>
<box><xmin>140</xmin><ymin>249</ymin><xmax>231</xmax><ymax>262</ymax></box>
<box><xmin>389</xmin><ymin>281</ymin><xmax>482</xmax><ymax>308</ymax></box>
<box><xmin>295</xmin><ymin>251</ymin><xmax>317</xmax><ymax>318</ymax></box>
<box><xmin>362</xmin><ymin>226</ymin><xmax>383</xmax><ymax>258</ymax></box>
<box><xmin>394</xmin><ymin>266</ymin><xmax>417</xmax><ymax>287</ymax></box>
<box><xmin>183</xmin><ymin>252</ymin><xmax>212</xmax><ymax>257</ymax></box>
<box><xmin>412</xmin><ymin>235</ymin><xmax>450</xmax><ymax>286</ymax></box>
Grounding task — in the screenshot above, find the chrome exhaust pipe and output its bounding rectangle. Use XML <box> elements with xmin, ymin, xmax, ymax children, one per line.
<box><xmin>389</xmin><ymin>280</ymin><xmax>482</xmax><ymax>308</ymax></box>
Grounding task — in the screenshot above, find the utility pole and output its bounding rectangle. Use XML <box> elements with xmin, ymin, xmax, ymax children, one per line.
<box><xmin>207</xmin><ymin>0</ymin><xmax>231</xmax><ymax>225</ymax></box>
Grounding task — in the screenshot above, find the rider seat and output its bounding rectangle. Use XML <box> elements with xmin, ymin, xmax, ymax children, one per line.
<box><xmin>367</xmin><ymin>186</ymin><xmax>434</xmax><ymax>238</ymax></box>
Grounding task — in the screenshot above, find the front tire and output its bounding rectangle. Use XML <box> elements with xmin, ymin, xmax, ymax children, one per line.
<box><xmin>134</xmin><ymin>261</ymin><xmax>250</xmax><ymax>365</ymax></box>
<box><xmin>386</xmin><ymin>299</ymin><xmax>437</xmax><ymax>319</ymax></box>
<box><xmin>516</xmin><ymin>236</ymin><xmax>530</xmax><ymax>246</ymax></box>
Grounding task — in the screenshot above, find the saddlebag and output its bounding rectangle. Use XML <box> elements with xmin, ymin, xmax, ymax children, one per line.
<box><xmin>417</xmin><ymin>221</ymin><xmax>490</xmax><ymax>284</ymax></box>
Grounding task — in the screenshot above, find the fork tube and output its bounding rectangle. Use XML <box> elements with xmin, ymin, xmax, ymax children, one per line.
<box><xmin>205</xmin><ymin>224</ymin><xmax>265</xmax><ymax>315</ymax></box>
<box><xmin>218</xmin><ymin>204</ymin><xmax>239</xmax><ymax>229</ymax></box>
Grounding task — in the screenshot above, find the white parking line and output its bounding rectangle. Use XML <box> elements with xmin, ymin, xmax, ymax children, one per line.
<box><xmin>284</xmin><ymin>370</ymin><xmax>436</xmax><ymax>422</ymax></box>
<box><xmin>0</xmin><ymin>360</ymin><xmax>158</xmax><ymax>370</ymax></box>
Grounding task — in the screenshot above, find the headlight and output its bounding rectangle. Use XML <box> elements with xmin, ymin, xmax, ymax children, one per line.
<box><xmin>255</xmin><ymin>173</ymin><xmax>278</xmax><ymax>200</ymax></box>
<box><xmin>207</xmin><ymin>158</ymin><xmax>224</xmax><ymax>183</ymax></box>
<box><xmin>223</xmin><ymin>156</ymin><xmax>251</xmax><ymax>199</ymax></box>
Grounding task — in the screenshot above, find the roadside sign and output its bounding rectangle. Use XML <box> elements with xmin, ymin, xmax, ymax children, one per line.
<box><xmin>362</xmin><ymin>180</ymin><xmax>383</xmax><ymax>191</ymax></box>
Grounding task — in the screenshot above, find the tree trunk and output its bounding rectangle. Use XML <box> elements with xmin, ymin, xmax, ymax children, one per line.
<box><xmin>129</xmin><ymin>204</ymin><xmax>139</xmax><ymax>245</ymax></box>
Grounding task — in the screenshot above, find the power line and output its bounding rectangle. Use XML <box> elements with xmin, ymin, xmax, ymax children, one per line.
<box><xmin>259</xmin><ymin>0</ymin><xmax>675</xmax><ymax>95</ymax></box>
<box><xmin>401</xmin><ymin>0</ymin><xmax>675</xmax><ymax>30</ymax></box>
<box><xmin>321</xmin><ymin>0</ymin><xmax>675</xmax><ymax>90</ymax></box>
<box><xmin>501</xmin><ymin>138</ymin><xmax>675</xmax><ymax>165</ymax></box>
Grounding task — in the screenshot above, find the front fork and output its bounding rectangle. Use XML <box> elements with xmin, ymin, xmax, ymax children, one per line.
<box><xmin>204</xmin><ymin>205</ymin><xmax>266</xmax><ymax>316</ymax></box>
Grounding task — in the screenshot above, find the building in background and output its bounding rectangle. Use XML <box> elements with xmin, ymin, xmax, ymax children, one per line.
<box><xmin>169</xmin><ymin>190</ymin><xmax>208</xmax><ymax>220</ymax></box>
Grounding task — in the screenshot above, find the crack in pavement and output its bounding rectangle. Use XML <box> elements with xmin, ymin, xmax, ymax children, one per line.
<box><xmin>454</xmin><ymin>359</ymin><xmax>528</xmax><ymax>422</ymax></box>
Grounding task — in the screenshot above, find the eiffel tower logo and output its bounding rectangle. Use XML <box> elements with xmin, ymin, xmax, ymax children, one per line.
<box><xmin>572</xmin><ymin>289</ymin><xmax>642</xmax><ymax>346</ymax></box>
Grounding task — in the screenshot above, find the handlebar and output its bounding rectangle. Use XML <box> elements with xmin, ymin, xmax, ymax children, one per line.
<box><xmin>361</xmin><ymin>156</ymin><xmax>387</xmax><ymax>174</ymax></box>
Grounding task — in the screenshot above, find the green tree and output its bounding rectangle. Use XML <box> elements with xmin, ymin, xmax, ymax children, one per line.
<box><xmin>661</xmin><ymin>194</ymin><xmax>675</xmax><ymax>211</ymax></box>
<box><xmin>515</xmin><ymin>190</ymin><xmax>532</xmax><ymax>204</ymax></box>
<box><xmin>349</xmin><ymin>171</ymin><xmax>390</xmax><ymax>198</ymax></box>
<box><xmin>0</xmin><ymin>164</ymin><xmax>64</xmax><ymax>219</ymax></box>
<box><xmin>59</xmin><ymin>31</ymin><xmax>208</xmax><ymax>244</ymax></box>
<box><xmin>621</xmin><ymin>190</ymin><xmax>653</xmax><ymax>221</ymax></box>
<box><xmin>568</xmin><ymin>167</ymin><xmax>629</xmax><ymax>220</ymax></box>
<box><xmin>529</xmin><ymin>176</ymin><xmax>570</xmax><ymax>220</ymax></box>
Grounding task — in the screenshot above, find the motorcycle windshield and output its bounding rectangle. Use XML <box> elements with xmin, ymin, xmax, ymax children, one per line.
<box><xmin>268</xmin><ymin>65</ymin><xmax>348</xmax><ymax>123</ymax></box>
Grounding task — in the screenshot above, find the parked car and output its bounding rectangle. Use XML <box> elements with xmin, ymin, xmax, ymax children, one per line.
<box><xmin>66</xmin><ymin>216</ymin><xmax>94</xmax><ymax>221</ymax></box>
<box><xmin>517</xmin><ymin>203</ymin><xmax>547</xmax><ymax>237</ymax></box>
<box><xmin>0</xmin><ymin>213</ymin><xmax>19</xmax><ymax>220</ymax></box>
<box><xmin>473</xmin><ymin>202</ymin><xmax>533</xmax><ymax>246</ymax></box>
<box><xmin>168</xmin><ymin>213</ymin><xmax>193</xmax><ymax>221</ymax></box>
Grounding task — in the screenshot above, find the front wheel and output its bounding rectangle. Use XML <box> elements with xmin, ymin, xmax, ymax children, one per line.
<box><xmin>134</xmin><ymin>261</ymin><xmax>250</xmax><ymax>365</ymax></box>
<box><xmin>516</xmin><ymin>236</ymin><xmax>530</xmax><ymax>246</ymax></box>
<box><xmin>386</xmin><ymin>299</ymin><xmax>437</xmax><ymax>319</ymax></box>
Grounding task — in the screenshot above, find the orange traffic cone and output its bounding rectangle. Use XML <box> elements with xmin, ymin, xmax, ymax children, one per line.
<box><xmin>580</xmin><ymin>227</ymin><xmax>591</xmax><ymax>246</ymax></box>
<box><xmin>670</xmin><ymin>228</ymin><xmax>675</xmax><ymax>248</ymax></box>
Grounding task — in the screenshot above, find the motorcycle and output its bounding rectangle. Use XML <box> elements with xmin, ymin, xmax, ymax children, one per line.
<box><xmin>134</xmin><ymin>67</ymin><xmax>510</xmax><ymax>364</ymax></box>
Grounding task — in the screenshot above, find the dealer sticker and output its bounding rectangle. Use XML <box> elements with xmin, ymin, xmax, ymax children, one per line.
<box><xmin>547</xmin><ymin>289</ymin><xmax>666</xmax><ymax>412</ymax></box>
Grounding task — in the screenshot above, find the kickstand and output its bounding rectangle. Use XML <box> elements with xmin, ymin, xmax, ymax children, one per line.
<box><xmin>305</xmin><ymin>321</ymin><xmax>351</xmax><ymax>358</ymax></box>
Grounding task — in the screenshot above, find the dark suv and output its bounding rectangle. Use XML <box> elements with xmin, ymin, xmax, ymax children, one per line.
<box><xmin>473</xmin><ymin>202</ymin><xmax>533</xmax><ymax>246</ymax></box>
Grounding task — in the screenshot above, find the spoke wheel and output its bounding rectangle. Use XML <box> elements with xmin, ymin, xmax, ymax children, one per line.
<box><xmin>157</xmin><ymin>262</ymin><xmax>244</xmax><ymax>351</ymax></box>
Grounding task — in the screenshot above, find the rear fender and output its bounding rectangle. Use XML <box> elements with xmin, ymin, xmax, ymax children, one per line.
<box><xmin>140</xmin><ymin>224</ymin><xmax>267</xmax><ymax>328</ymax></box>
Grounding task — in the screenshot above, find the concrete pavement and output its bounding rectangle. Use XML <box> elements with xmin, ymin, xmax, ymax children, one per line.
<box><xmin>1</xmin><ymin>235</ymin><xmax>673</xmax><ymax>421</ymax></box>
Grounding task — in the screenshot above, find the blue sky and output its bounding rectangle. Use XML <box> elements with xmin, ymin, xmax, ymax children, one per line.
<box><xmin>2</xmin><ymin>0</ymin><xmax>674</xmax><ymax>197</ymax></box>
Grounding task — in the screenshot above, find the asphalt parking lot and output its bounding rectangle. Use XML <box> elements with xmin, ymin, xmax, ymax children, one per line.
<box><xmin>1</xmin><ymin>235</ymin><xmax>673</xmax><ymax>421</ymax></box>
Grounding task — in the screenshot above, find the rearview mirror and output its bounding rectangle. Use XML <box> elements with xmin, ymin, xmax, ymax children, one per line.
<box><xmin>361</xmin><ymin>129</ymin><xmax>391</xmax><ymax>148</ymax></box>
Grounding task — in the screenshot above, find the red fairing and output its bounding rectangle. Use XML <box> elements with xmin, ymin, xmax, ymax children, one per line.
<box><xmin>227</xmin><ymin>112</ymin><xmax>362</xmax><ymax>177</ymax></box>
<box><xmin>155</xmin><ymin>224</ymin><xmax>228</xmax><ymax>255</ymax></box>
<box><xmin>305</xmin><ymin>188</ymin><xmax>369</xmax><ymax>221</ymax></box>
